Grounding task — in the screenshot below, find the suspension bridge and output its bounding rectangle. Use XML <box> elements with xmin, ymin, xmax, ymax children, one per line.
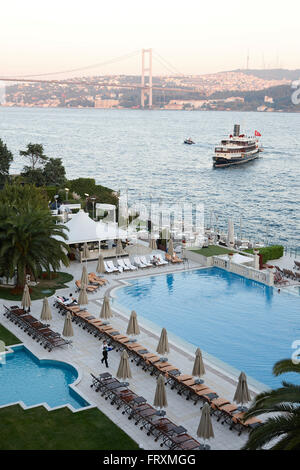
<box><xmin>0</xmin><ymin>49</ymin><xmax>203</xmax><ymax>108</ymax></box>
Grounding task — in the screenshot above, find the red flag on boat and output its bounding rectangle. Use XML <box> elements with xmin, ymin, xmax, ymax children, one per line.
<box><xmin>255</xmin><ymin>130</ymin><xmax>261</xmax><ymax>136</ymax></box>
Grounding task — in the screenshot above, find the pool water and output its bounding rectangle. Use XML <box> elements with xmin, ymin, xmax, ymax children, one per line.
<box><xmin>0</xmin><ymin>346</ymin><xmax>89</xmax><ymax>409</ymax></box>
<box><xmin>115</xmin><ymin>268</ymin><xmax>300</xmax><ymax>389</ymax></box>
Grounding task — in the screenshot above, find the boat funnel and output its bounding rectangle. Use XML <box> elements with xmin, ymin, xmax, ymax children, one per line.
<box><xmin>233</xmin><ymin>124</ymin><xmax>240</xmax><ymax>136</ymax></box>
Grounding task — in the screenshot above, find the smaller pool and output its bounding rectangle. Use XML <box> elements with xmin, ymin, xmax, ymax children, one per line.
<box><xmin>0</xmin><ymin>346</ymin><xmax>89</xmax><ymax>410</ymax></box>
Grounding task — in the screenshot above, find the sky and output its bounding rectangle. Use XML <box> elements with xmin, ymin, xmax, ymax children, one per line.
<box><xmin>1</xmin><ymin>0</ymin><xmax>300</xmax><ymax>77</ymax></box>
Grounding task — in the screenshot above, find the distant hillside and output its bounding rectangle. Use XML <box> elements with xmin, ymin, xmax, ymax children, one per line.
<box><xmin>232</xmin><ymin>69</ymin><xmax>300</xmax><ymax>81</ymax></box>
<box><xmin>210</xmin><ymin>84</ymin><xmax>300</xmax><ymax>111</ymax></box>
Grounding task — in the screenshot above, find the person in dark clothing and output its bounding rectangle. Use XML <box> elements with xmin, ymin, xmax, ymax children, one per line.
<box><xmin>101</xmin><ymin>340</ymin><xmax>113</xmax><ymax>368</ymax></box>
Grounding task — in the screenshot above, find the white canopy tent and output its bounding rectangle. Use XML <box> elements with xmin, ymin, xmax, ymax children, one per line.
<box><xmin>56</xmin><ymin>210</ymin><xmax>128</xmax><ymax>245</ymax></box>
<box><xmin>219</xmin><ymin>253</ymin><xmax>253</xmax><ymax>265</ymax></box>
<box><xmin>96</xmin><ymin>203</ymin><xmax>116</xmax><ymax>223</ymax></box>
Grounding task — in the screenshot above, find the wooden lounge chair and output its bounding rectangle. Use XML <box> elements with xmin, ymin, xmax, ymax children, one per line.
<box><xmin>230</xmin><ymin>412</ymin><xmax>262</xmax><ymax>435</ymax></box>
<box><xmin>75</xmin><ymin>280</ymin><xmax>98</xmax><ymax>292</ymax></box>
<box><xmin>89</xmin><ymin>272</ymin><xmax>107</xmax><ymax>284</ymax></box>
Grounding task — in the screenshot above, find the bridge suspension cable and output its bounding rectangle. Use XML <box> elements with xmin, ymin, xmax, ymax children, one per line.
<box><xmin>153</xmin><ymin>51</ymin><xmax>186</xmax><ymax>77</ymax></box>
<box><xmin>1</xmin><ymin>50</ymin><xmax>140</xmax><ymax>79</ymax></box>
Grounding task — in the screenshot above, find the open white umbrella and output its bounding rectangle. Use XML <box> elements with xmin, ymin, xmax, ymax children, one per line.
<box><xmin>197</xmin><ymin>403</ymin><xmax>214</xmax><ymax>449</ymax></box>
<box><xmin>21</xmin><ymin>284</ymin><xmax>31</xmax><ymax>311</ymax></box>
<box><xmin>116</xmin><ymin>350</ymin><xmax>132</xmax><ymax>380</ymax></box>
<box><xmin>100</xmin><ymin>296</ymin><xmax>113</xmax><ymax>319</ymax></box>
<box><xmin>40</xmin><ymin>297</ymin><xmax>52</xmax><ymax>322</ymax></box>
<box><xmin>126</xmin><ymin>310</ymin><xmax>140</xmax><ymax>336</ymax></box>
<box><xmin>62</xmin><ymin>312</ymin><xmax>74</xmax><ymax>337</ymax></box>
<box><xmin>153</xmin><ymin>374</ymin><xmax>168</xmax><ymax>415</ymax></box>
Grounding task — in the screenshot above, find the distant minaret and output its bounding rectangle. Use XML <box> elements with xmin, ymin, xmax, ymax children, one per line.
<box><xmin>246</xmin><ymin>50</ymin><xmax>250</xmax><ymax>70</ymax></box>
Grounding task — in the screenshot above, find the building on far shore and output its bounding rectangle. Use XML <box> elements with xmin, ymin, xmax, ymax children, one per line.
<box><xmin>94</xmin><ymin>97</ymin><xmax>120</xmax><ymax>109</ymax></box>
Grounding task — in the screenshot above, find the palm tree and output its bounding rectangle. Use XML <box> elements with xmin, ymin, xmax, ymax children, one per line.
<box><xmin>0</xmin><ymin>203</ymin><xmax>69</xmax><ymax>287</ymax></box>
<box><xmin>242</xmin><ymin>359</ymin><xmax>300</xmax><ymax>450</ymax></box>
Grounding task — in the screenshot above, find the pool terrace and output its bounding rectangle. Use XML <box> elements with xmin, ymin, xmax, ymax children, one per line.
<box><xmin>0</xmin><ymin>255</ymin><xmax>257</xmax><ymax>450</ymax></box>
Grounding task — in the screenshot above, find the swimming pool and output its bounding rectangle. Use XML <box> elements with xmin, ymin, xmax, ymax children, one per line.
<box><xmin>0</xmin><ymin>345</ymin><xmax>89</xmax><ymax>409</ymax></box>
<box><xmin>114</xmin><ymin>268</ymin><xmax>300</xmax><ymax>389</ymax></box>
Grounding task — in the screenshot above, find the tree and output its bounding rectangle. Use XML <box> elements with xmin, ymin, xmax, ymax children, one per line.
<box><xmin>43</xmin><ymin>158</ymin><xmax>66</xmax><ymax>186</ymax></box>
<box><xmin>0</xmin><ymin>183</ymin><xmax>48</xmax><ymax>211</ymax></box>
<box><xmin>242</xmin><ymin>359</ymin><xmax>300</xmax><ymax>450</ymax></box>
<box><xmin>0</xmin><ymin>139</ymin><xmax>13</xmax><ymax>186</ymax></box>
<box><xmin>0</xmin><ymin>203</ymin><xmax>69</xmax><ymax>287</ymax></box>
<box><xmin>20</xmin><ymin>143</ymin><xmax>48</xmax><ymax>170</ymax></box>
<box><xmin>21</xmin><ymin>167</ymin><xmax>45</xmax><ymax>186</ymax></box>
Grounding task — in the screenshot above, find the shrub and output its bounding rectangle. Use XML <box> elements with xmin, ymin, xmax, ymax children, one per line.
<box><xmin>244</xmin><ymin>245</ymin><xmax>284</xmax><ymax>264</ymax></box>
<box><xmin>258</xmin><ymin>245</ymin><xmax>284</xmax><ymax>263</ymax></box>
<box><xmin>66</xmin><ymin>178</ymin><xmax>118</xmax><ymax>206</ymax></box>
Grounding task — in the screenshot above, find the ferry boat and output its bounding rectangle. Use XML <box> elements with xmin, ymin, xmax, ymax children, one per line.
<box><xmin>213</xmin><ymin>124</ymin><xmax>262</xmax><ymax>168</ymax></box>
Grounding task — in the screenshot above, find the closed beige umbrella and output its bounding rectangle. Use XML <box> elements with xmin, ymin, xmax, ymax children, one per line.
<box><xmin>81</xmin><ymin>265</ymin><xmax>88</xmax><ymax>286</ymax></box>
<box><xmin>149</xmin><ymin>237</ymin><xmax>157</xmax><ymax>250</ymax></box>
<box><xmin>83</xmin><ymin>242</ymin><xmax>90</xmax><ymax>260</ymax></box>
<box><xmin>78</xmin><ymin>284</ymin><xmax>88</xmax><ymax>306</ymax></box>
<box><xmin>96</xmin><ymin>254</ymin><xmax>105</xmax><ymax>274</ymax></box>
<box><xmin>192</xmin><ymin>348</ymin><xmax>205</xmax><ymax>380</ymax></box>
<box><xmin>233</xmin><ymin>372</ymin><xmax>251</xmax><ymax>410</ymax></box>
<box><xmin>126</xmin><ymin>310</ymin><xmax>140</xmax><ymax>336</ymax></box>
<box><xmin>227</xmin><ymin>218</ymin><xmax>235</xmax><ymax>247</ymax></box>
<box><xmin>156</xmin><ymin>328</ymin><xmax>170</xmax><ymax>355</ymax></box>
<box><xmin>21</xmin><ymin>284</ymin><xmax>31</xmax><ymax>311</ymax></box>
<box><xmin>153</xmin><ymin>374</ymin><xmax>168</xmax><ymax>415</ymax></box>
<box><xmin>40</xmin><ymin>297</ymin><xmax>52</xmax><ymax>322</ymax></box>
<box><xmin>197</xmin><ymin>403</ymin><xmax>214</xmax><ymax>449</ymax></box>
<box><xmin>116</xmin><ymin>350</ymin><xmax>132</xmax><ymax>380</ymax></box>
<box><xmin>168</xmin><ymin>238</ymin><xmax>174</xmax><ymax>257</ymax></box>
<box><xmin>116</xmin><ymin>239</ymin><xmax>124</xmax><ymax>255</ymax></box>
<box><xmin>100</xmin><ymin>296</ymin><xmax>113</xmax><ymax>319</ymax></box>
<box><xmin>62</xmin><ymin>312</ymin><xmax>74</xmax><ymax>337</ymax></box>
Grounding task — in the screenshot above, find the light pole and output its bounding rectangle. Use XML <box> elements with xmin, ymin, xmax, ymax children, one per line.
<box><xmin>91</xmin><ymin>197</ymin><xmax>96</xmax><ymax>220</ymax></box>
<box><xmin>84</xmin><ymin>193</ymin><xmax>89</xmax><ymax>213</ymax></box>
<box><xmin>65</xmin><ymin>188</ymin><xmax>69</xmax><ymax>201</ymax></box>
<box><xmin>54</xmin><ymin>194</ymin><xmax>59</xmax><ymax>210</ymax></box>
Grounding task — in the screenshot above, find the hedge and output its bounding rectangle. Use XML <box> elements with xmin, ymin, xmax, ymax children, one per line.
<box><xmin>65</xmin><ymin>178</ymin><xmax>118</xmax><ymax>206</ymax></box>
<box><xmin>244</xmin><ymin>245</ymin><xmax>284</xmax><ymax>264</ymax></box>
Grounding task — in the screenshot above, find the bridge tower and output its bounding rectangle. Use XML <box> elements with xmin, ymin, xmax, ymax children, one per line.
<box><xmin>141</xmin><ymin>48</ymin><xmax>152</xmax><ymax>109</ymax></box>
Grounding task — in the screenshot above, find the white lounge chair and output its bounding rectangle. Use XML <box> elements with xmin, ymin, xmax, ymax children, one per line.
<box><xmin>118</xmin><ymin>258</ymin><xmax>130</xmax><ymax>271</ymax></box>
<box><xmin>134</xmin><ymin>256</ymin><xmax>147</xmax><ymax>268</ymax></box>
<box><xmin>157</xmin><ymin>254</ymin><xmax>168</xmax><ymax>265</ymax></box>
<box><xmin>140</xmin><ymin>256</ymin><xmax>152</xmax><ymax>267</ymax></box>
<box><xmin>107</xmin><ymin>259</ymin><xmax>122</xmax><ymax>273</ymax></box>
<box><xmin>104</xmin><ymin>261</ymin><xmax>115</xmax><ymax>273</ymax></box>
<box><xmin>150</xmin><ymin>254</ymin><xmax>162</xmax><ymax>266</ymax></box>
<box><xmin>124</xmin><ymin>258</ymin><xmax>138</xmax><ymax>270</ymax></box>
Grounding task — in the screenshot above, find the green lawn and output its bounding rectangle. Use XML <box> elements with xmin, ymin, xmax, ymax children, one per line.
<box><xmin>0</xmin><ymin>271</ymin><xmax>73</xmax><ymax>301</ymax></box>
<box><xmin>191</xmin><ymin>245</ymin><xmax>232</xmax><ymax>257</ymax></box>
<box><xmin>0</xmin><ymin>324</ymin><xmax>21</xmax><ymax>346</ymax></box>
<box><xmin>0</xmin><ymin>405</ymin><xmax>139</xmax><ymax>450</ymax></box>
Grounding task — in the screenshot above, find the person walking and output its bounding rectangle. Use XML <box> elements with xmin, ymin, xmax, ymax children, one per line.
<box><xmin>101</xmin><ymin>340</ymin><xmax>113</xmax><ymax>368</ymax></box>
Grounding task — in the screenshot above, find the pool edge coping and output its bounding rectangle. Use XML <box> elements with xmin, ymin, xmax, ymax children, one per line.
<box><xmin>0</xmin><ymin>342</ymin><xmax>96</xmax><ymax>414</ymax></box>
<box><xmin>106</xmin><ymin>273</ymin><xmax>267</xmax><ymax>397</ymax></box>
